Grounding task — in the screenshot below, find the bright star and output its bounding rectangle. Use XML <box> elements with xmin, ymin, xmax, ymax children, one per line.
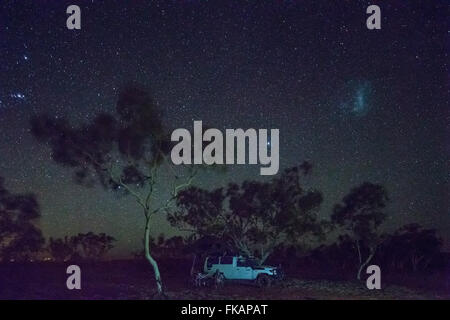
<box><xmin>10</xmin><ymin>93</ymin><xmax>25</xmax><ymax>100</ymax></box>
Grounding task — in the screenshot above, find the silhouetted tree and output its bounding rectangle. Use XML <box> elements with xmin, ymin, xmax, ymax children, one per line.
<box><xmin>308</xmin><ymin>235</ymin><xmax>357</xmax><ymax>276</ymax></box>
<box><xmin>72</xmin><ymin>232</ymin><xmax>116</xmax><ymax>260</ymax></box>
<box><xmin>48</xmin><ymin>232</ymin><xmax>115</xmax><ymax>261</ymax></box>
<box><xmin>0</xmin><ymin>177</ymin><xmax>44</xmax><ymax>261</ymax></box>
<box><xmin>331</xmin><ymin>182</ymin><xmax>388</xmax><ymax>280</ymax></box>
<box><xmin>30</xmin><ymin>85</ymin><xmax>196</xmax><ymax>295</ymax></box>
<box><xmin>47</xmin><ymin>236</ymin><xmax>77</xmax><ymax>262</ymax></box>
<box><xmin>381</xmin><ymin>223</ymin><xmax>442</xmax><ymax>273</ymax></box>
<box><xmin>170</xmin><ymin>163</ymin><xmax>326</xmax><ymax>264</ymax></box>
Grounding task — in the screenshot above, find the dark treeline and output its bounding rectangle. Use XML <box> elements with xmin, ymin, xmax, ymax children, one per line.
<box><xmin>151</xmin><ymin>165</ymin><xmax>445</xmax><ymax>281</ymax></box>
<box><xmin>47</xmin><ymin>232</ymin><xmax>116</xmax><ymax>262</ymax></box>
<box><xmin>1</xmin><ymin>163</ymin><xmax>445</xmax><ymax>280</ymax></box>
<box><xmin>0</xmin><ymin>177</ymin><xmax>116</xmax><ymax>262</ymax></box>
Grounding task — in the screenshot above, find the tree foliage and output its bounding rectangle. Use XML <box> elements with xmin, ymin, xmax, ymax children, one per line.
<box><xmin>47</xmin><ymin>236</ymin><xmax>76</xmax><ymax>262</ymax></box>
<box><xmin>331</xmin><ymin>182</ymin><xmax>388</xmax><ymax>279</ymax></box>
<box><xmin>0</xmin><ymin>177</ymin><xmax>44</xmax><ymax>261</ymax></box>
<box><xmin>30</xmin><ymin>86</ymin><xmax>169</xmax><ymax>190</ymax></box>
<box><xmin>170</xmin><ymin>162</ymin><xmax>326</xmax><ymax>264</ymax></box>
<box><xmin>30</xmin><ymin>85</ymin><xmax>195</xmax><ymax>295</ymax></box>
<box><xmin>380</xmin><ymin>223</ymin><xmax>442</xmax><ymax>273</ymax></box>
<box><xmin>47</xmin><ymin>232</ymin><xmax>116</xmax><ymax>261</ymax></box>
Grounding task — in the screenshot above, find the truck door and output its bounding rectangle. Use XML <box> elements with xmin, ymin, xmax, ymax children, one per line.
<box><xmin>235</xmin><ymin>257</ymin><xmax>254</xmax><ymax>280</ymax></box>
<box><xmin>219</xmin><ymin>256</ymin><xmax>234</xmax><ymax>279</ymax></box>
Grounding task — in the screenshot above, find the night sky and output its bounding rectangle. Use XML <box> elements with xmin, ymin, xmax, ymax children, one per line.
<box><xmin>0</xmin><ymin>0</ymin><xmax>448</xmax><ymax>256</ymax></box>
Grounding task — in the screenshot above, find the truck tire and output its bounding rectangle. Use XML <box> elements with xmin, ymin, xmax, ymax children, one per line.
<box><xmin>214</xmin><ymin>271</ymin><xmax>225</xmax><ymax>288</ymax></box>
<box><xmin>256</xmin><ymin>274</ymin><xmax>272</xmax><ymax>288</ymax></box>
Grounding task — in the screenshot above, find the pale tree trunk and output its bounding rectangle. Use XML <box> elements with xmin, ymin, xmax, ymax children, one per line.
<box><xmin>260</xmin><ymin>253</ymin><xmax>270</xmax><ymax>265</ymax></box>
<box><xmin>259</xmin><ymin>248</ymin><xmax>272</xmax><ymax>265</ymax></box>
<box><xmin>108</xmin><ymin>161</ymin><xmax>196</xmax><ymax>298</ymax></box>
<box><xmin>144</xmin><ymin>217</ymin><xmax>164</xmax><ymax>296</ymax></box>
<box><xmin>356</xmin><ymin>240</ymin><xmax>362</xmax><ymax>280</ymax></box>
<box><xmin>357</xmin><ymin>246</ymin><xmax>376</xmax><ymax>281</ymax></box>
<box><xmin>235</xmin><ymin>240</ymin><xmax>253</xmax><ymax>259</ymax></box>
<box><xmin>190</xmin><ymin>254</ymin><xmax>197</xmax><ymax>276</ymax></box>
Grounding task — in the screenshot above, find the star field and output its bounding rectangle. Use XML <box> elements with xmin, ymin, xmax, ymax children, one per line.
<box><xmin>0</xmin><ymin>0</ymin><xmax>448</xmax><ymax>256</ymax></box>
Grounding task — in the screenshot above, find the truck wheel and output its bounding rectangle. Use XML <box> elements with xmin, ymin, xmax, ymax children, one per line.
<box><xmin>256</xmin><ymin>274</ymin><xmax>272</xmax><ymax>288</ymax></box>
<box><xmin>214</xmin><ymin>272</ymin><xmax>225</xmax><ymax>288</ymax></box>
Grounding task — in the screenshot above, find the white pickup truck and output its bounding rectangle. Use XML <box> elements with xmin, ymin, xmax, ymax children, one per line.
<box><xmin>200</xmin><ymin>255</ymin><xmax>283</xmax><ymax>287</ymax></box>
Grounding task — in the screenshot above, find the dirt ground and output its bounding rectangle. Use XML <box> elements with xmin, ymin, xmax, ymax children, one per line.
<box><xmin>0</xmin><ymin>260</ymin><xmax>448</xmax><ymax>300</ymax></box>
